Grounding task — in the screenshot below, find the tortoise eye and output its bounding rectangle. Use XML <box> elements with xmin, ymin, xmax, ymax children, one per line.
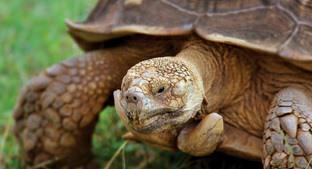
<box><xmin>157</xmin><ymin>86</ymin><xmax>165</xmax><ymax>94</ymax></box>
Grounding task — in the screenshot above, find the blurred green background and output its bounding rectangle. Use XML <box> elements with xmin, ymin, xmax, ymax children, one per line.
<box><xmin>0</xmin><ymin>0</ymin><xmax>261</xmax><ymax>168</ymax></box>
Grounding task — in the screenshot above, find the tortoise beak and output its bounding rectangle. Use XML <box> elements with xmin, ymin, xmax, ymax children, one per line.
<box><xmin>114</xmin><ymin>90</ymin><xmax>129</xmax><ymax>124</ymax></box>
<box><xmin>113</xmin><ymin>89</ymin><xmax>150</xmax><ymax>122</ymax></box>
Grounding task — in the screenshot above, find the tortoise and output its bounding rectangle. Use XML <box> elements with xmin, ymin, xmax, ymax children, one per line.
<box><xmin>13</xmin><ymin>0</ymin><xmax>312</xmax><ymax>168</ymax></box>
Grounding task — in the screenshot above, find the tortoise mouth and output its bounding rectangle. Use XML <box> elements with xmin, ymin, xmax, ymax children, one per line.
<box><xmin>127</xmin><ymin>107</ymin><xmax>183</xmax><ymax>121</ymax></box>
<box><xmin>128</xmin><ymin>109</ymin><xmax>185</xmax><ymax>133</ymax></box>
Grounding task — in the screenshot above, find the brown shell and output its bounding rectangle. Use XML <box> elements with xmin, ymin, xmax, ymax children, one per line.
<box><xmin>67</xmin><ymin>0</ymin><xmax>312</xmax><ymax>62</ymax></box>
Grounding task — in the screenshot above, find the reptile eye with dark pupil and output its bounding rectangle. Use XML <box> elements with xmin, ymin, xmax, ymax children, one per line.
<box><xmin>157</xmin><ymin>87</ymin><xmax>165</xmax><ymax>93</ymax></box>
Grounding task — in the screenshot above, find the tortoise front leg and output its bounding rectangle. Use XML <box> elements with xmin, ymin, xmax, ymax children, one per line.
<box><xmin>263</xmin><ymin>87</ymin><xmax>312</xmax><ymax>169</ymax></box>
<box><xmin>13</xmin><ymin>50</ymin><xmax>135</xmax><ymax>168</ymax></box>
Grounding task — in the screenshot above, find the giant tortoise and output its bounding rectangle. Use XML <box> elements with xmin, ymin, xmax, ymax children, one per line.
<box><xmin>14</xmin><ymin>0</ymin><xmax>312</xmax><ymax>168</ymax></box>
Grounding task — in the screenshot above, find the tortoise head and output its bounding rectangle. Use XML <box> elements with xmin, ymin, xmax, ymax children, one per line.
<box><xmin>114</xmin><ymin>57</ymin><xmax>204</xmax><ymax>135</ymax></box>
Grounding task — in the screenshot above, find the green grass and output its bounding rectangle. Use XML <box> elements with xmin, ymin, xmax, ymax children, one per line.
<box><xmin>0</xmin><ymin>1</ymin><xmax>262</xmax><ymax>168</ymax></box>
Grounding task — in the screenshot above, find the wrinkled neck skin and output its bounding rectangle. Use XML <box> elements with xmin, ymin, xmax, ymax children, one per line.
<box><xmin>176</xmin><ymin>40</ymin><xmax>253</xmax><ymax>113</ymax></box>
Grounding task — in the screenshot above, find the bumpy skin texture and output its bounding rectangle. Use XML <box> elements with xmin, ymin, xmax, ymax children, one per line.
<box><xmin>120</xmin><ymin>57</ymin><xmax>204</xmax><ymax>133</ymax></box>
<box><xmin>115</xmin><ymin>37</ymin><xmax>312</xmax><ymax>168</ymax></box>
<box><xmin>13</xmin><ymin>36</ymin><xmax>182</xmax><ymax>168</ymax></box>
<box><xmin>14</xmin><ymin>51</ymin><xmax>128</xmax><ymax>168</ymax></box>
<box><xmin>263</xmin><ymin>88</ymin><xmax>312</xmax><ymax>169</ymax></box>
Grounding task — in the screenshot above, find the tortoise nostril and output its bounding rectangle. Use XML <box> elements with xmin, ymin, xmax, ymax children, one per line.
<box><xmin>125</xmin><ymin>92</ymin><xmax>140</xmax><ymax>104</ymax></box>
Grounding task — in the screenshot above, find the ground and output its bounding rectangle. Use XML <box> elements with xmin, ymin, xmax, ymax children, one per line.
<box><xmin>0</xmin><ymin>0</ymin><xmax>261</xmax><ymax>168</ymax></box>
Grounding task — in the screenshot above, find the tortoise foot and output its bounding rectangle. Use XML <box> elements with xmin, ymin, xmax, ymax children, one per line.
<box><xmin>263</xmin><ymin>88</ymin><xmax>312</xmax><ymax>169</ymax></box>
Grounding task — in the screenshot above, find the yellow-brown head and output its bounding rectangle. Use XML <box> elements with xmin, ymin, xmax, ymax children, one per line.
<box><xmin>115</xmin><ymin>57</ymin><xmax>204</xmax><ymax>134</ymax></box>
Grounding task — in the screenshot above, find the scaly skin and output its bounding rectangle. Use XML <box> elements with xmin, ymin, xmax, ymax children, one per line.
<box><xmin>13</xmin><ymin>36</ymin><xmax>182</xmax><ymax>168</ymax></box>
<box><xmin>263</xmin><ymin>88</ymin><xmax>312</xmax><ymax>168</ymax></box>
<box><xmin>116</xmin><ymin>37</ymin><xmax>312</xmax><ymax>168</ymax></box>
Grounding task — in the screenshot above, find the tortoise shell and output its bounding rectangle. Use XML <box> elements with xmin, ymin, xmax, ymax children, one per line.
<box><xmin>67</xmin><ymin>0</ymin><xmax>312</xmax><ymax>63</ymax></box>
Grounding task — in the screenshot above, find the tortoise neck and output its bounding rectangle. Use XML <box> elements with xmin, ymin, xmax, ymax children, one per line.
<box><xmin>177</xmin><ymin>40</ymin><xmax>253</xmax><ymax>112</ymax></box>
